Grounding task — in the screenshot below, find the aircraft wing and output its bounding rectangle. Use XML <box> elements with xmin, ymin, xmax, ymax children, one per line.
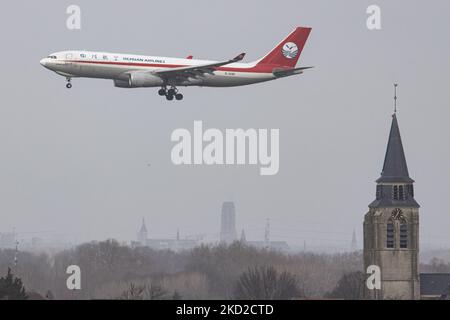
<box><xmin>152</xmin><ymin>53</ymin><xmax>246</xmax><ymax>80</ymax></box>
<box><xmin>273</xmin><ymin>66</ymin><xmax>314</xmax><ymax>78</ymax></box>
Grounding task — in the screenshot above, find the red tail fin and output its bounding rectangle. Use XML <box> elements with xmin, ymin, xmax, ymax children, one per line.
<box><xmin>258</xmin><ymin>27</ymin><xmax>311</xmax><ymax>67</ymax></box>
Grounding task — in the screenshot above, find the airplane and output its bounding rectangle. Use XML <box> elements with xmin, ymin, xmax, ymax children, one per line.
<box><xmin>40</xmin><ymin>27</ymin><xmax>312</xmax><ymax>101</ymax></box>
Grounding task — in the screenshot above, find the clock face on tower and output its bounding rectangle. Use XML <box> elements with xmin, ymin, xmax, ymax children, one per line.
<box><xmin>391</xmin><ymin>208</ymin><xmax>404</xmax><ymax>220</ymax></box>
<box><xmin>282</xmin><ymin>42</ymin><xmax>299</xmax><ymax>59</ymax></box>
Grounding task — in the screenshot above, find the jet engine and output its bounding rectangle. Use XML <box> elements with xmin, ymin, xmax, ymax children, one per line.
<box><xmin>114</xmin><ymin>79</ymin><xmax>132</xmax><ymax>88</ymax></box>
<box><xmin>129</xmin><ymin>72</ymin><xmax>164</xmax><ymax>87</ymax></box>
<box><xmin>114</xmin><ymin>72</ymin><xmax>164</xmax><ymax>88</ymax></box>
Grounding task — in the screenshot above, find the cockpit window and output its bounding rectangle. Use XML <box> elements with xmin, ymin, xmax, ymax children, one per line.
<box><xmin>47</xmin><ymin>56</ymin><xmax>57</xmax><ymax>59</ymax></box>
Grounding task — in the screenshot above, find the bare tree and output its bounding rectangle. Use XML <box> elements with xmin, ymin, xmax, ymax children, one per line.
<box><xmin>325</xmin><ymin>271</ymin><xmax>365</xmax><ymax>300</ymax></box>
<box><xmin>234</xmin><ymin>265</ymin><xmax>302</xmax><ymax>300</ymax></box>
<box><xmin>118</xmin><ymin>282</ymin><xmax>168</xmax><ymax>300</ymax></box>
<box><xmin>0</xmin><ymin>268</ymin><xmax>28</xmax><ymax>300</ymax></box>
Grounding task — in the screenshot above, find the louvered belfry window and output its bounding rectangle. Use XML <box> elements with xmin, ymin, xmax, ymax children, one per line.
<box><xmin>387</xmin><ymin>222</ymin><xmax>395</xmax><ymax>248</ymax></box>
<box><xmin>400</xmin><ymin>221</ymin><xmax>408</xmax><ymax>249</ymax></box>
<box><xmin>393</xmin><ymin>185</ymin><xmax>406</xmax><ymax>201</ymax></box>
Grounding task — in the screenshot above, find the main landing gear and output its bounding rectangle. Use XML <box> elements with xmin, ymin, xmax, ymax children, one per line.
<box><xmin>158</xmin><ymin>86</ymin><xmax>183</xmax><ymax>101</ymax></box>
<box><xmin>66</xmin><ymin>77</ymin><xmax>72</xmax><ymax>89</ymax></box>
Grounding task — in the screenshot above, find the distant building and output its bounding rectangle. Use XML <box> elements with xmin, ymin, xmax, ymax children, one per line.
<box><xmin>246</xmin><ymin>240</ymin><xmax>290</xmax><ymax>251</ymax></box>
<box><xmin>0</xmin><ymin>233</ymin><xmax>15</xmax><ymax>249</ymax></box>
<box><xmin>31</xmin><ymin>237</ymin><xmax>44</xmax><ymax>248</ymax></box>
<box><xmin>240</xmin><ymin>229</ymin><xmax>246</xmax><ymax>242</ymax></box>
<box><xmin>239</xmin><ymin>227</ymin><xmax>289</xmax><ymax>252</ymax></box>
<box><xmin>137</xmin><ymin>218</ymin><xmax>148</xmax><ymax>246</ymax></box>
<box><xmin>143</xmin><ymin>238</ymin><xmax>197</xmax><ymax>252</ymax></box>
<box><xmin>132</xmin><ymin>219</ymin><xmax>197</xmax><ymax>252</ymax></box>
<box><xmin>220</xmin><ymin>206</ymin><xmax>289</xmax><ymax>251</ymax></box>
<box><xmin>220</xmin><ymin>202</ymin><xmax>237</xmax><ymax>244</ymax></box>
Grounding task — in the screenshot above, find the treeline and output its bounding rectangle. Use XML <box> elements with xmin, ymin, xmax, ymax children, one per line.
<box><xmin>420</xmin><ymin>258</ymin><xmax>450</xmax><ymax>273</ymax></box>
<box><xmin>2</xmin><ymin>240</ymin><xmax>449</xmax><ymax>300</ymax></box>
<box><xmin>0</xmin><ymin>240</ymin><xmax>365</xmax><ymax>299</ymax></box>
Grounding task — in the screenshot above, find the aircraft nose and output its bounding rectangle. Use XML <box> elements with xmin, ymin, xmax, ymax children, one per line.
<box><xmin>40</xmin><ymin>58</ymin><xmax>47</xmax><ymax>67</ymax></box>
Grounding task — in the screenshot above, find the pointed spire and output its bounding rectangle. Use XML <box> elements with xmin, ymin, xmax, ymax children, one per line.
<box><xmin>351</xmin><ymin>229</ymin><xmax>357</xmax><ymax>252</ymax></box>
<box><xmin>394</xmin><ymin>83</ymin><xmax>398</xmax><ymax>114</ymax></box>
<box><xmin>370</xmin><ymin>104</ymin><xmax>419</xmax><ymax>209</ymax></box>
<box><xmin>240</xmin><ymin>229</ymin><xmax>246</xmax><ymax>242</ymax></box>
<box><xmin>137</xmin><ymin>218</ymin><xmax>148</xmax><ymax>245</ymax></box>
<box><xmin>139</xmin><ymin>218</ymin><xmax>147</xmax><ymax>233</ymax></box>
<box><xmin>264</xmin><ymin>219</ymin><xmax>270</xmax><ymax>243</ymax></box>
<box><xmin>376</xmin><ymin>113</ymin><xmax>414</xmax><ymax>183</ymax></box>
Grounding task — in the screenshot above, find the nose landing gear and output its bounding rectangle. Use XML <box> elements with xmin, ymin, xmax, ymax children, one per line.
<box><xmin>159</xmin><ymin>86</ymin><xmax>183</xmax><ymax>101</ymax></box>
<box><xmin>66</xmin><ymin>77</ymin><xmax>72</xmax><ymax>89</ymax></box>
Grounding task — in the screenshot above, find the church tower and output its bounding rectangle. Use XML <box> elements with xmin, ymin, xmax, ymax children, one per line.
<box><xmin>137</xmin><ymin>218</ymin><xmax>148</xmax><ymax>246</ymax></box>
<box><xmin>364</xmin><ymin>113</ymin><xmax>420</xmax><ymax>300</ymax></box>
<box><xmin>220</xmin><ymin>202</ymin><xmax>237</xmax><ymax>244</ymax></box>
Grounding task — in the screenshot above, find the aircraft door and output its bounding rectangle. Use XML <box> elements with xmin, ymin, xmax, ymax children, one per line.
<box><xmin>59</xmin><ymin>53</ymin><xmax>72</xmax><ymax>72</ymax></box>
<box><xmin>65</xmin><ymin>53</ymin><xmax>73</xmax><ymax>64</ymax></box>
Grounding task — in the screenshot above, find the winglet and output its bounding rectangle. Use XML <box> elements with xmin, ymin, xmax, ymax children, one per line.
<box><xmin>232</xmin><ymin>53</ymin><xmax>246</xmax><ymax>62</ymax></box>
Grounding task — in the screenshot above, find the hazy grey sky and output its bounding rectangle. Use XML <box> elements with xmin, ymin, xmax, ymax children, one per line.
<box><xmin>1</xmin><ymin>0</ymin><xmax>449</xmax><ymax>250</ymax></box>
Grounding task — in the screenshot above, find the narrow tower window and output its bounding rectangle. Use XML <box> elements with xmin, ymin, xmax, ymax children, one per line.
<box><xmin>387</xmin><ymin>221</ymin><xmax>395</xmax><ymax>248</ymax></box>
<box><xmin>400</xmin><ymin>221</ymin><xmax>408</xmax><ymax>249</ymax></box>
<box><xmin>398</xmin><ymin>185</ymin><xmax>405</xmax><ymax>200</ymax></box>
<box><xmin>376</xmin><ymin>185</ymin><xmax>382</xmax><ymax>200</ymax></box>
<box><xmin>393</xmin><ymin>186</ymin><xmax>399</xmax><ymax>200</ymax></box>
<box><xmin>407</xmin><ymin>184</ymin><xmax>414</xmax><ymax>198</ymax></box>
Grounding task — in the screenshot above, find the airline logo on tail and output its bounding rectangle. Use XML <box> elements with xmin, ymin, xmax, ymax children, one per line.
<box><xmin>257</xmin><ymin>27</ymin><xmax>311</xmax><ymax>68</ymax></box>
<box><xmin>282</xmin><ymin>42</ymin><xmax>299</xmax><ymax>59</ymax></box>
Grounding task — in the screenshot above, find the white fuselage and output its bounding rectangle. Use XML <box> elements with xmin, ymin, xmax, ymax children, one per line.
<box><xmin>40</xmin><ymin>51</ymin><xmax>277</xmax><ymax>88</ymax></box>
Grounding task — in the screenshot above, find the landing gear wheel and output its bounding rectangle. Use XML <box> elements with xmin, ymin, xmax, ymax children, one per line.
<box><xmin>166</xmin><ymin>94</ymin><xmax>174</xmax><ymax>101</ymax></box>
<box><xmin>175</xmin><ymin>93</ymin><xmax>184</xmax><ymax>101</ymax></box>
<box><xmin>168</xmin><ymin>88</ymin><xmax>176</xmax><ymax>96</ymax></box>
<box><xmin>66</xmin><ymin>83</ymin><xmax>72</xmax><ymax>89</ymax></box>
<box><xmin>158</xmin><ymin>88</ymin><xmax>166</xmax><ymax>96</ymax></box>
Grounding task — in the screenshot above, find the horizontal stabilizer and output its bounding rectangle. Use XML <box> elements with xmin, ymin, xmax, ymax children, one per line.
<box><xmin>273</xmin><ymin>66</ymin><xmax>314</xmax><ymax>77</ymax></box>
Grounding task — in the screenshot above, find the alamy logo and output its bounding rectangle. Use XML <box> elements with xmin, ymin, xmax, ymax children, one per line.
<box><xmin>282</xmin><ymin>42</ymin><xmax>299</xmax><ymax>59</ymax></box>
<box><xmin>66</xmin><ymin>265</ymin><xmax>81</xmax><ymax>290</ymax></box>
<box><xmin>66</xmin><ymin>5</ymin><xmax>81</xmax><ymax>30</ymax></box>
<box><xmin>366</xmin><ymin>265</ymin><xmax>381</xmax><ymax>290</ymax></box>
<box><xmin>171</xmin><ymin>121</ymin><xmax>279</xmax><ymax>176</ymax></box>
